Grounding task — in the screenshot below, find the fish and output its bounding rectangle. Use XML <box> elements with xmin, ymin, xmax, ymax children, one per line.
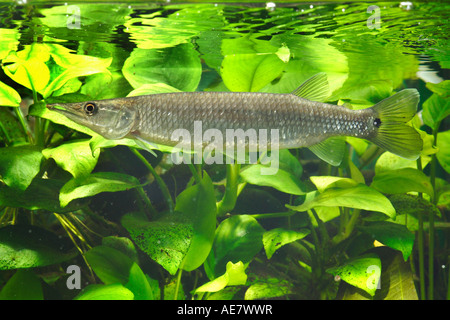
<box><xmin>46</xmin><ymin>73</ymin><xmax>422</xmax><ymax>166</ymax></box>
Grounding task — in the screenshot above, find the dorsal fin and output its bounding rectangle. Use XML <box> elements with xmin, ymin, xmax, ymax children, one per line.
<box><xmin>308</xmin><ymin>137</ymin><xmax>346</xmax><ymax>166</ymax></box>
<box><xmin>291</xmin><ymin>72</ymin><xmax>330</xmax><ymax>102</ymax></box>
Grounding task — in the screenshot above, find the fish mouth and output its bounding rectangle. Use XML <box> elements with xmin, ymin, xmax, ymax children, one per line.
<box><xmin>46</xmin><ymin>103</ymin><xmax>84</xmax><ymax>118</ymax></box>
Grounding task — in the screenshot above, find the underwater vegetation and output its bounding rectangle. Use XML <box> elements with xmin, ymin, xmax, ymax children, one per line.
<box><xmin>0</xmin><ymin>1</ymin><xmax>449</xmax><ymax>300</ymax></box>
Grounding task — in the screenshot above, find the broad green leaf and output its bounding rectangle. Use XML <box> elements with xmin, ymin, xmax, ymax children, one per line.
<box><xmin>0</xmin><ymin>81</ymin><xmax>21</xmax><ymax>107</ymax></box>
<box><xmin>221</xmin><ymin>37</ymin><xmax>288</xmax><ymax>92</ymax></box>
<box><xmin>102</xmin><ymin>236</ymin><xmax>139</xmax><ymax>264</ymax></box>
<box><xmin>59</xmin><ymin>172</ymin><xmax>141</xmax><ymax>207</ymax></box>
<box><xmin>0</xmin><ymin>225</ymin><xmax>76</xmax><ymax>270</ymax></box>
<box><xmin>426</xmin><ymin>80</ymin><xmax>450</xmax><ymax>98</ymax></box>
<box><xmin>0</xmin><ymin>178</ymin><xmax>86</xmax><ymax>213</ymax></box>
<box><xmin>85</xmin><ymin>245</ymin><xmax>154</xmax><ymax>300</ymax></box>
<box><xmin>261</xmin><ymin>34</ymin><xmax>348</xmax><ymax>95</ymax></box>
<box><xmin>240</xmin><ymin>165</ymin><xmax>307</xmax><ymax>195</ymax></box>
<box><xmin>175</xmin><ymin>172</ymin><xmax>217</xmax><ymax>271</ymax></box>
<box><xmin>74</xmin><ymin>284</ymin><xmax>134</xmax><ymax>300</ymax></box>
<box><xmin>3</xmin><ymin>44</ymin><xmax>51</xmax><ymax>92</ymax></box>
<box><xmin>0</xmin><ymin>145</ymin><xmax>44</xmax><ymax>190</ymax></box>
<box><xmin>288</xmin><ymin>184</ymin><xmax>396</xmax><ymax>219</ymax></box>
<box><xmin>310</xmin><ymin>176</ymin><xmax>358</xmax><ymax>193</ymax></box>
<box><xmin>127</xmin><ymin>83</ymin><xmax>181</xmax><ymax>97</ymax></box>
<box><xmin>245</xmin><ymin>278</ymin><xmax>293</xmax><ymax>300</ymax></box>
<box><xmin>42</xmin><ymin>140</ymin><xmax>100</xmax><ymax>178</ymax></box>
<box><xmin>370</xmin><ymin>168</ymin><xmax>433</xmax><ymax>197</ymax></box>
<box><xmin>0</xmin><ymin>270</ymin><xmax>43</xmax><ymax>300</ymax></box>
<box><xmin>358</xmin><ymin>222</ymin><xmax>415</xmax><ymax>261</ymax></box>
<box><xmin>205</xmin><ymin>215</ymin><xmax>265</xmax><ymax>279</ymax></box>
<box><xmin>121</xmin><ymin>212</ymin><xmax>193</xmax><ymax>275</ymax></box>
<box><xmin>122</xmin><ymin>43</ymin><xmax>201</xmax><ymax>91</ymax></box>
<box><xmin>263</xmin><ymin>228</ymin><xmax>310</xmax><ymax>259</ymax></box>
<box><xmin>327</xmin><ymin>253</ymin><xmax>381</xmax><ymax>296</ymax></box>
<box><xmin>195</xmin><ymin>261</ymin><xmax>247</xmax><ymax>294</ymax></box>
<box><xmin>240</xmin><ymin>150</ymin><xmax>306</xmax><ymax>195</ymax></box>
<box><xmin>422</xmin><ymin>80</ymin><xmax>450</xmax><ymax>129</ymax></box>
<box><xmin>436</xmin><ymin>130</ymin><xmax>450</xmax><ymax>174</ymax></box>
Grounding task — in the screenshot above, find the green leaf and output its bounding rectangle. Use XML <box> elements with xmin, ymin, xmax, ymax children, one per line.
<box><xmin>263</xmin><ymin>228</ymin><xmax>310</xmax><ymax>259</ymax></box>
<box><xmin>175</xmin><ymin>172</ymin><xmax>217</xmax><ymax>271</ymax></box>
<box><xmin>122</xmin><ymin>43</ymin><xmax>201</xmax><ymax>91</ymax></box>
<box><xmin>3</xmin><ymin>44</ymin><xmax>51</xmax><ymax>92</ymax></box>
<box><xmin>195</xmin><ymin>261</ymin><xmax>247</xmax><ymax>294</ymax></box>
<box><xmin>0</xmin><ymin>81</ymin><xmax>21</xmax><ymax>107</ymax></box>
<box><xmin>0</xmin><ymin>145</ymin><xmax>44</xmax><ymax>190</ymax></box>
<box><xmin>327</xmin><ymin>253</ymin><xmax>381</xmax><ymax>296</ymax></box>
<box><xmin>127</xmin><ymin>83</ymin><xmax>181</xmax><ymax>97</ymax></box>
<box><xmin>221</xmin><ymin>37</ymin><xmax>288</xmax><ymax>92</ymax></box>
<box><xmin>288</xmin><ymin>184</ymin><xmax>396</xmax><ymax>219</ymax></box>
<box><xmin>102</xmin><ymin>236</ymin><xmax>139</xmax><ymax>264</ymax></box>
<box><xmin>370</xmin><ymin>168</ymin><xmax>433</xmax><ymax>197</ymax></box>
<box><xmin>121</xmin><ymin>212</ymin><xmax>193</xmax><ymax>276</ymax></box>
<box><xmin>0</xmin><ymin>270</ymin><xmax>43</xmax><ymax>300</ymax></box>
<box><xmin>422</xmin><ymin>92</ymin><xmax>450</xmax><ymax>130</ymax></box>
<box><xmin>358</xmin><ymin>222</ymin><xmax>415</xmax><ymax>261</ymax></box>
<box><xmin>74</xmin><ymin>284</ymin><xmax>134</xmax><ymax>300</ymax></box>
<box><xmin>244</xmin><ymin>278</ymin><xmax>293</xmax><ymax>300</ymax></box>
<box><xmin>0</xmin><ymin>225</ymin><xmax>76</xmax><ymax>270</ymax></box>
<box><xmin>205</xmin><ymin>215</ymin><xmax>265</xmax><ymax>279</ymax></box>
<box><xmin>240</xmin><ymin>150</ymin><xmax>306</xmax><ymax>195</ymax></box>
<box><xmin>85</xmin><ymin>245</ymin><xmax>154</xmax><ymax>300</ymax></box>
<box><xmin>42</xmin><ymin>140</ymin><xmax>100</xmax><ymax>178</ymax></box>
<box><xmin>436</xmin><ymin>130</ymin><xmax>450</xmax><ymax>174</ymax></box>
<box><xmin>310</xmin><ymin>176</ymin><xmax>359</xmax><ymax>193</ymax></box>
<box><xmin>59</xmin><ymin>172</ymin><xmax>141</xmax><ymax>207</ymax></box>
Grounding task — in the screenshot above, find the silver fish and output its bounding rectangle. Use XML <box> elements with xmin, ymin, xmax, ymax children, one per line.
<box><xmin>46</xmin><ymin>73</ymin><xmax>422</xmax><ymax>165</ymax></box>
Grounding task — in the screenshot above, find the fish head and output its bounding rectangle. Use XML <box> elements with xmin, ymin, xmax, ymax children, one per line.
<box><xmin>47</xmin><ymin>99</ymin><xmax>136</xmax><ymax>140</ymax></box>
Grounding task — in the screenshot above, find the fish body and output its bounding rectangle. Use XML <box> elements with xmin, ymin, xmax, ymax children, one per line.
<box><xmin>47</xmin><ymin>73</ymin><xmax>422</xmax><ymax>164</ymax></box>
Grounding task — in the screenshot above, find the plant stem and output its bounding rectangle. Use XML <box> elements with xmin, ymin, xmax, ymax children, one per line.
<box><xmin>428</xmin><ymin>122</ymin><xmax>441</xmax><ymax>300</ymax></box>
<box><xmin>174</xmin><ymin>267</ymin><xmax>183</xmax><ymax>301</ymax></box>
<box><xmin>416</xmin><ymin>158</ymin><xmax>426</xmax><ymax>300</ymax></box>
<box><xmin>310</xmin><ymin>208</ymin><xmax>330</xmax><ymax>243</ymax></box>
<box><xmin>130</xmin><ymin>148</ymin><xmax>174</xmax><ymax>213</ymax></box>
<box><xmin>188</xmin><ymin>163</ymin><xmax>202</xmax><ymax>184</ymax></box>
<box><xmin>13</xmin><ymin>107</ymin><xmax>32</xmax><ymax>143</ymax></box>
<box><xmin>217</xmin><ymin>163</ymin><xmax>240</xmax><ymax>217</ymax></box>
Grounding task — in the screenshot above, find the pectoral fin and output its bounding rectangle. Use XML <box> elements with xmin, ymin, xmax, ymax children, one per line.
<box><xmin>308</xmin><ymin>137</ymin><xmax>346</xmax><ymax>166</ymax></box>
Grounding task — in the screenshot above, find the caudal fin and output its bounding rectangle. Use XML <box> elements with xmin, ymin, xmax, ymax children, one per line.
<box><xmin>369</xmin><ymin>89</ymin><xmax>422</xmax><ymax>160</ymax></box>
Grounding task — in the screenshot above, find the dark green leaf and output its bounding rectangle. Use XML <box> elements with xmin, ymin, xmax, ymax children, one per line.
<box><xmin>121</xmin><ymin>212</ymin><xmax>193</xmax><ymax>275</ymax></box>
<box><xmin>244</xmin><ymin>277</ymin><xmax>293</xmax><ymax>300</ymax></box>
<box><xmin>0</xmin><ymin>145</ymin><xmax>43</xmax><ymax>190</ymax></box>
<box><xmin>358</xmin><ymin>222</ymin><xmax>415</xmax><ymax>261</ymax></box>
<box><xmin>0</xmin><ymin>225</ymin><xmax>76</xmax><ymax>270</ymax></box>
<box><xmin>85</xmin><ymin>245</ymin><xmax>154</xmax><ymax>300</ymax></box>
<box><xmin>59</xmin><ymin>172</ymin><xmax>141</xmax><ymax>207</ymax></box>
<box><xmin>205</xmin><ymin>215</ymin><xmax>265</xmax><ymax>279</ymax></box>
<box><xmin>175</xmin><ymin>172</ymin><xmax>217</xmax><ymax>271</ymax></box>
<box><xmin>436</xmin><ymin>130</ymin><xmax>450</xmax><ymax>174</ymax></box>
<box><xmin>0</xmin><ymin>270</ymin><xmax>43</xmax><ymax>300</ymax></box>
<box><xmin>370</xmin><ymin>168</ymin><xmax>433</xmax><ymax>196</ymax></box>
<box><xmin>263</xmin><ymin>228</ymin><xmax>310</xmax><ymax>259</ymax></box>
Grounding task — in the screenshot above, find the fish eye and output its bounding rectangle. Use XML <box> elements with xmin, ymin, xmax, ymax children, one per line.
<box><xmin>84</xmin><ymin>102</ymin><xmax>98</xmax><ymax>116</ymax></box>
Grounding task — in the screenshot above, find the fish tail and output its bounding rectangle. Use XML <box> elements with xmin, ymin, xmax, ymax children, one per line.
<box><xmin>369</xmin><ymin>89</ymin><xmax>423</xmax><ymax>160</ymax></box>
